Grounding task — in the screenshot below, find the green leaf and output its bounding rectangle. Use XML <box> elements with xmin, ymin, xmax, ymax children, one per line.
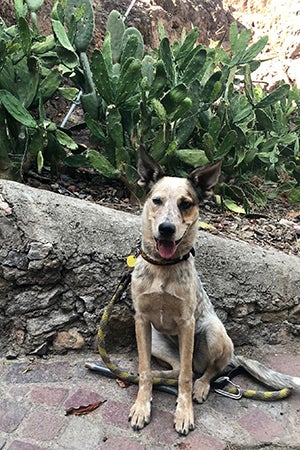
<box><xmin>58</xmin><ymin>87</ymin><xmax>79</xmax><ymax>101</ymax></box>
<box><xmin>65</xmin><ymin>0</ymin><xmax>95</xmax><ymax>53</ymax></box>
<box><xmin>64</xmin><ymin>154</ymin><xmax>91</xmax><ymax>168</ymax></box>
<box><xmin>18</xmin><ymin>17</ymin><xmax>32</xmax><ymax>55</ymax></box>
<box><xmin>148</xmin><ymin>60</ymin><xmax>167</xmax><ymax>98</ymax></box>
<box><xmin>202</xmin><ymin>72</ymin><xmax>222</xmax><ymax>103</ymax></box>
<box><xmin>56</xmin><ymin>129</ymin><xmax>78</xmax><ymax>150</ymax></box>
<box><xmin>240</xmin><ymin>36</ymin><xmax>268</xmax><ymax>64</ymax></box>
<box><xmin>151</xmin><ymin>98</ymin><xmax>167</xmax><ymax>122</ymax></box>
<box><xmin>0</xmin><ymin>90</ymin><xmax>37</xmax><ymax>128</ymax></box>
<box><xmin>85</xmin><ymin>113</ymin><xmax>106</xmax><ymax>141</ymax></box>
<box><xmin>159</xmin><ymin>37</ymin><xmax>175</xmax><ymax>86</ymax></box>
<box><xmin>14</xmin><ymin>0</ymin><xmax>26</xmax><ymax>19</ymax></box>
<box><xmin>244</xmin><ymin>182</ymin><xmax>267</xmax><ymax>207</ymax></box>
<box><xmin>25</xmin><ymin>0</ymin><xmax>44</xmax><ymax>12</ymax></box>
<box><xmin>223</xmin><ymin>198</ymin><xmax>246</xmax><ymax>214</ymax></box>
<box><xmin>288</xmin><ymin>187</ymin><xmax>300</xmax><ymax>205</ymax></box>
<box><xmin>161</xmin><ymin>83</ymin><xmax>188</xmax><ymax>115</ymax></box>
<box><xmin>255</xmin><ymin>84</ymin><xmax>290</xmax><ymax>108</ymax></box>
<box><xmin>39</xmin><ymin>68</ymin><xmax>61</xmax><ymax>101</ymax></box>
<box><xmin>87</xmin><ymin>149</ymin><xmax>120</xmax><ymax>178</ymax></box>
<box><xmin>208</xmin><ymin>116</ymin><xmax>221</xmax><ymax>143</ymax></box>
<box><xmin>181</xmin><ymin>48</ymin><xmax>206</xmax><ymax>85</ymax></box>
<box><xmin>203</xmin><ymin>132</ymin><xmax>215</xmax><ymax>161</ymax></box>
<box><xmin>175</xmin><ymin>27</ymin><xmax>199</xmax><ymax>64</ymax></box>
<box><xmin>116</xmin><ymin>58</ymin><xmax>142</xmax><ymax>105</ymax></box>
<box><xmin>176</xmin><ymin>149</ymin><xmax>209</xmax><ymax>167</ymax></box>
<box><xmin>51</xmin><ymin>19</ymin><xmax>74</xmax><ymax>52</ymax></box>
<box><xmin>106</xmin><ymin>105</ymin><xmax>123</xmax><ymax>149</ymax></box>
<box><xmin>215</xmin><ymin>130</ymin><xmax>237</xmax><ymax>158</ymax></box>
<box><xmin>91</xmin><ymin>50</ymin><xmax>114</xmax><ymax>104</ymax></box>
<box><xmin>102</xmin><ymin>32</ymin><xmax>113</xmax><ymax>75</ymax></box>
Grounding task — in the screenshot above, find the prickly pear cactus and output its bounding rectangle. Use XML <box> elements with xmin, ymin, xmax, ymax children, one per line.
<box><xmin>122</xmin><ymin>27</ymin><xmax>144</xmax><ymax>62</ymax></box>
<box><xmin>65</xmin><ymin>0</ymin><xmax>95</xmax><ymax>53</ymax></box>
<box><xmin>107</xmin><ymin>10</ymin><xmax>125</xmax><ymax>64</ymax></box>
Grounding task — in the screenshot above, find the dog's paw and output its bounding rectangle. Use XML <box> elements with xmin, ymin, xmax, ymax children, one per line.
<box><xmin>193</xmin><ymin>378</ymin><xmax>210</xmax><ymax>403</ymax></box>
<box><xmin>129</xmin><ymin>401</ymin><xmax>151</xmax><ymax>431</ymax></box>
<box><xmin>174</xmin><ymin>399</ymin><xmax>194</xmax><ymax>435</ymax></box>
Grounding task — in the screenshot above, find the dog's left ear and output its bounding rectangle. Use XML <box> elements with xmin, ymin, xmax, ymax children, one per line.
<box><xmin>188</xmin><ymin>160</ymin><xmax>222</xmax><ymax>200</ymax></box>
<box><xmin>137</xmin><ymin>146</ymin><xmax>164</xmax><ymax>192</ymax></box>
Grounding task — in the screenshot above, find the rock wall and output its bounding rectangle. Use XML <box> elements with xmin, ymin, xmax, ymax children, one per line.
<box><xmin>0</xmin><ymin>180</ymin><xmax>299</xmax><ymax>357</ymax></box>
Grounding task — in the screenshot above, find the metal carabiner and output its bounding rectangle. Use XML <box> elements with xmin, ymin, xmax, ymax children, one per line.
<box><xmin>213</xmin><ymin>376</ymin><xmax>243</xmax><ymax>400</ymax></box>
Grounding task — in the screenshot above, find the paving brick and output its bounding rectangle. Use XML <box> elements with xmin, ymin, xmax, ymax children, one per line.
<box><xmin>0</xmin><ymin>399</ymin><xmax>27</xmax><ymax>433</ymax></box>
<box><xmin>101</xmin><ymin>400</ymin><xmax>131</xmax><ymax>430</ymax></box>
<box><xmin>102</xmin><ymin>436</ymin><xmax>144</xmax><ymax>449</ymax></box>
<box><xmin>238</xmin><ymin>408</ymin><xmax>285</xmax><ymax>443</ymax></box>
<box><xmin>7</xmin><ymin>440</ymin><xmax>46</xmax><ymax>450</ymax></box>
<box><xmin>200</xmin><ymin>411</ymin><xmax>236</xmax><ymax>441</ymax></box>
<box><xmin>57</xmin><ymin>416</ymin><xmax>103</xmax><ymax>449</ymax></box>
<box><xmin>30</xmin><ymin>386</ymin><xmax>69</xmax><ymax>406</ymax></box>
<box><xmin>177</xmin><ymin>431</ymin><xmax>227</xmax><ymax>450</ymax></box>
<box><xmin>268</xmin><ymin>353</ymin><xmax>300</xmax><ymax>377</ymax></box>
<box><xmin>0</xmin><ymin>437</ymin><xmax>6</xmax><ymax>450</ymax></box>
<box><xmin>145</xmin><ymin>408</ymin><xmax>175</xmax><ymax>445</ymax></box>
<box><xmin>8</xmin><ymin>385</ymin><xmax>31</xmax><ymax>400</ymax></box>
<box><xmin>21</xmin><ymin>410</ymin><xmax>65</xmax><ymax>441</ymax></box>
<box><xmin>3</xmin><ymin>361</ymin><xmax>70</xmax><ymax>384</ymax></box>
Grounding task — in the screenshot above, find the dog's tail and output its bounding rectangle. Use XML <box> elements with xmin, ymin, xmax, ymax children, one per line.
<box><xmin>231</xmin><ymin>354</ymin><xmax>300</xmax><ymax>390</ymax></box>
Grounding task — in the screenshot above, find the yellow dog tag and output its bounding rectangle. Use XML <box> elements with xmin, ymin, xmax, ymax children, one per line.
<box><xmin>126</xmin><ymin>254</ymin><xmax>137</xmax><ymax>268</ymax></box>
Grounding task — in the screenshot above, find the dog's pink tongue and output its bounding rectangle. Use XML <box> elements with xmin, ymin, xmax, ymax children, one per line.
<box><xmin>157</xmin><ymin>240</ymin><xmax>176</xmax><ymax>259</ymax></box>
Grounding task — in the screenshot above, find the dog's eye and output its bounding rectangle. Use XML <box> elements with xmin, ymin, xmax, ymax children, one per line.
<box><xmin>179</xmin><ymin>200</ymin><xmax>194</xmax><ymax>211</ymax></box>
<box><xmin>152</xmin><ymin>197</ymin><xmax>162</xmax><ymax>206</ymax></box>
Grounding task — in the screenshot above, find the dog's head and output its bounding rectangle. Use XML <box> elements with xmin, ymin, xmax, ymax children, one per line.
<box><xmin>138</xmin><ymin>147</ymin><xmax>222</xmax><ymax>260</ymax></box>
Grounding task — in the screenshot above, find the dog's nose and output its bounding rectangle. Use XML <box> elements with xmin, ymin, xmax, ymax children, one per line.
<box><xmin>158</xmin><ymin>222</ymin><xmax>176</xmax><ymax>238</ymax></box>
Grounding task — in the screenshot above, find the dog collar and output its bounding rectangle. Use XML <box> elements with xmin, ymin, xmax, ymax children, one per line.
<box><xmin>140</xmin><ymin>248</ymin><xmax>195</xmax><ymax>266</ymax></box>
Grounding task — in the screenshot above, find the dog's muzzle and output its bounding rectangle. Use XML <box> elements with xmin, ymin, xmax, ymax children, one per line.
<box><xmin>156</xmin><ymin>222</ymin><xmax>180</xmax><ymax>259</ymax></box>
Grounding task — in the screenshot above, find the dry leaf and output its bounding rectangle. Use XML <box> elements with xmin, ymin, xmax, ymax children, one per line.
<box><xmin>65</xmin><ymin>399</ymin><xmax>107</xmax><ymax>416</ymax></box>
<box><xmin>199</xmin><ymin>221</ymin><xmax>217</xmax><ymax>232</ymax></box>
<box><xmin>116</xmin><ymin>379</ymin><xmax>130</xmax><ymax>388</ymax></box>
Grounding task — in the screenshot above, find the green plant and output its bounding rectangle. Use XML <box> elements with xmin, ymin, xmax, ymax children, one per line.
<box><xmin>73</xmin><ymin>9</ymin><xmax>145</xmax><ymax>192</ymax></box>
<box><xmin>82</xmin><ymin>15</ymin><xmax>300</xmax><ymax>208</ymax></box>
<box><xmin>0</xmin><ymin>0</ymin><xmax>88</xmax><ymax>180</ymax></box>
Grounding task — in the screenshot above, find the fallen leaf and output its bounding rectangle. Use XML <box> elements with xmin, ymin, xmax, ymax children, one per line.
<box><xmin>116</xmin><ymin>378</ymin><xmax>130</xmax><ymax>388</ymax></box>
<box><xmin>65</xmin><ymin>399</ymin><xmax>107</xmax><ymax>416</ymax></box>
<box><xmin>199</xmin><ymin>221</ymin><xmax>217</xmax><ymax>231</ymax></box>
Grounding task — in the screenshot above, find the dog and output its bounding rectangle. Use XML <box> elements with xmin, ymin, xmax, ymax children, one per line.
<box><xmin>129</xmin><ymin>147</ymin><xmax>300</xmax><ymax>435</ymax></box>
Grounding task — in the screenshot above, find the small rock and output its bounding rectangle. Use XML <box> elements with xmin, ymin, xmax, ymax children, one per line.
<box><xmin>53</xmin><ymin>328</ymin><xmax>85</xmax><ymax>351</ymax></box>
<box><xmin>28</xmin><ymin>242</ymin><xmax>53</xmax><ymax>260</ymax></box>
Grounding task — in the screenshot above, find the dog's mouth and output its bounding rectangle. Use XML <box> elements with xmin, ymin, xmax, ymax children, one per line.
<box><xmin>156</xmin><ymin>238</ymin><xmax>181</xmax><ymax>259</ymax></box>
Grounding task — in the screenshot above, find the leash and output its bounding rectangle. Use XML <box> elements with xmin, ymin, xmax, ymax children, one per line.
<box><xmin>211</xmin><ymin>366</ymin><xmax>291</xmax><ymax>401</ymax></box>
<box><xmin>86</xmin><ymin>254</ymin><xmax>291</xmax><ymax>401</ymax></box>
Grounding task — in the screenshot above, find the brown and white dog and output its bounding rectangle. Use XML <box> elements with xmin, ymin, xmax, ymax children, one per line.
<box><xmin>129</xmin><ymin>147</ymin><xmax>300</xmax><ymax>435</ymax></box>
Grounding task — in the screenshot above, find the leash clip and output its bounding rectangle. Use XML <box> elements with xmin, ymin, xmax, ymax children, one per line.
<box><xmin>213</xmin><ymin>376</ymin><xmax>242</xmax><ymax>400</ymax></box>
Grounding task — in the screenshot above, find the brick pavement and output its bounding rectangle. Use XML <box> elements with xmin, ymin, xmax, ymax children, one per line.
<box><xmin>0</xmin><ymin>345</ymin><xmax>299</xmax><ymax>449</ymax></box>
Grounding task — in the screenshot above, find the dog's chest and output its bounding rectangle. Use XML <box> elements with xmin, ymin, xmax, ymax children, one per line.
<box><xmin>131</xmin><ymin>261</ymin><xmax>196</xmax><ymax>334</ymax></box>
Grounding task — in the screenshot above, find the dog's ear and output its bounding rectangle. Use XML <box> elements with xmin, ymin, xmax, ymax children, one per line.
<box><xmin>137</xmin><ymin>146</ymin><xmax>164</xmax><ymax>192</ymax></box>
<box><xmin>188</xmin><ymin>160</ymin><xmax>222</xmax><ymax>200</ymax></box>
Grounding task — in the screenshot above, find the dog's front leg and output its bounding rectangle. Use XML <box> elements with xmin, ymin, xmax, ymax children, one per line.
<box><xmin>129</xmin><ymin>315</ymin><xmax>153</xmax><ymax>430</ymax></box>
<box><xmin>174</xmin><ymin>318</ymin><xmax>195</xmax><ymax>435</ymax></box>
